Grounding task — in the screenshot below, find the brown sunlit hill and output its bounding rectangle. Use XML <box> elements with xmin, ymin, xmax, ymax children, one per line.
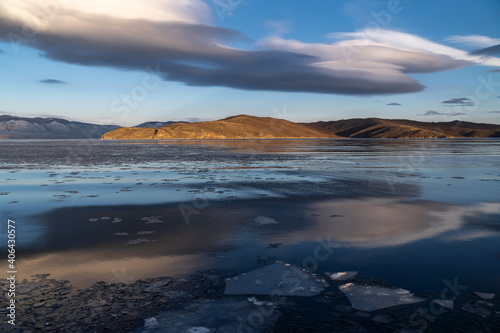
<box><xmin>304</xmin><ymin>118</ymin><xmax>500</xmax><ymax>138</ymax></box>
<box><xmin>101</xmin><ymin>115</ymin><xmax>500</xmax><ymax>139</ymax></box>
<box><xmin>102</xmin><ymin>115</ymin><xmax>332</xmax><ymax>139</ymax></box>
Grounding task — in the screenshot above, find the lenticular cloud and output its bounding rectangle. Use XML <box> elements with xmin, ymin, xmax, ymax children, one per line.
<box><xmin>0</xmin><ymin>0</ymin><xmax>498</xmax><ymax>95</ymax></box>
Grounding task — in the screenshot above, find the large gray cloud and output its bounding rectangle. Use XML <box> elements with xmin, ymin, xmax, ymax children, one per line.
<box><xmin>470</xmin><ymin>44</ymin><xmax>500</xmax><ymax>56</ymax></box>
<box><xmin>0</xmin><ymin>1</ymin><xmax>495</xmax><ymax>96</ymax></box>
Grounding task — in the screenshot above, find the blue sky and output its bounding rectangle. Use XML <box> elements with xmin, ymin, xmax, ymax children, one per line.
<box><xmin>0</xmin><ymin>0</ymin><xmax>499</xmax><ymax>126</ymax></box>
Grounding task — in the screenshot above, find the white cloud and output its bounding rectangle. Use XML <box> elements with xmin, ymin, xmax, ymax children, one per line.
<box><xmin>328</xmin><ymin>29</ymin><xmax>500</xmax><ymax>67</ymax></box>
<box><xmin>0</xmin><ymin>0</ymin><xmax>212</xmax><ymax>28</ymax></box>
<box><xmin>445</xmin><ymin>35</ymin><xmax>500</xmax><ymax>48</ymax></box>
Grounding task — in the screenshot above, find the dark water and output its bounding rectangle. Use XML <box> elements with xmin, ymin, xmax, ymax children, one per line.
<box><xmin>1</xmin><ymin>139</ymin><xmax>499</xmax><ymax>295</ymax></box>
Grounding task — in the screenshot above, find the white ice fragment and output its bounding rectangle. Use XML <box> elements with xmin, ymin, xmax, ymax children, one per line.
<box><xmin>113</xmin><ymin>232</ymin><xmax>129</xmax><ymax>236</ymax></box>
<box><xmin>475</xmin><ymin>292</ymin><xmax>495</xmax><ymax>300</ymax></box>
<box><xmin>144</xmin><ymin>317</ymin><xmax>158</xmax><ymax>330</ymax></box>
<box><xmin>186</xmin><ymin>327</ymin><xmax>211</xmax><ymax>333</ymax></box>
<box><xmin>478</xmin><ymin>300</ymin><xmax>494</xmax><ymax>307</ymax></box>
<box><xmin>255</xmin><ymin>280</ymin><xmax>263</xmax><ymax>285</ymax></box>
<box><xmin>461</xmin><ymin>303</ymin><xmax>491</xmax><ymax>317</ymax></box>
<box><xmin>142</xmin><ymin>216</ymin><xmax>164</xmax><ymax>224</ymax></box>
<box><xmin>112</xmin><ymin>218</ymin><xmax>123</xmax><ymax>223</ymax></box>
<box><xmin>247</xmin><ymin>297</ymin><xmax>264</xmax><ymax>306</ymax></box>
<box><xmin>225</xmin><ymin>263</ymin><xmax>329</xmax><ymax>296</ymax></box>
<box><xmin>100</xmin><ymin>217</ymin><xmax>111</xmax><ymax>220</ymax></box>
<box><xmin>339</xmin><ymin>283</ymin><xmax>425</xmax><ymax>312</ymax></box>
<box><xmin>432</xmin><ymin>299</ymin><xmax>454</xmax><ymax>310</ymax></box>
<box><xmin>326</xmin><ymin>271</ymin><xmax>358</xmax><ymax>281</ymax></box>
<box><xmin>126</xmin><ymin>238</ymin><xmax>155</xmax><ymax>245</ymax></box>
<box><xmin>138</xmin><ymin>231</ymin><xmax>156</xmax><ymax>235</ymax></box>
<box><xmin>88</xmin><ymin>218</ymin><xmax>99</xmax><ymax>222</ymax></box>
<box><xmin>252</xmin><ymin>216</ymin><xmax>279</xmax><ymax>225</ymax></box>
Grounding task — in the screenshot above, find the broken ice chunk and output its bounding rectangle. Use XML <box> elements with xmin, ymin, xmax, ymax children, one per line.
<box><xmin>247</xmin><ymin>297</ymin><xmax>264</xmax><ymax>306</ymax></box>
<box><xmin>225</xmin><ymin>263</ymin><xmax>329</xmax><ymax>296</ymax></box>
<box><xmin>112</xmin><ymin>218</ymin><xmax>123</xmax><ymax>223</ymax></box>
<box><xmin>326</xmin><ymin>271</ymin><xmax>358</xmax><ymax>281</ymax></box>
<box><xmin>144</xmin><ymin>317</ymin><xmax>158</xmax><ymax>330</ymax></box>
<box><xmin>474</xmin><ymin>292</ymin><xmax>495</xmax><ymax>300</ymax></box>
<box><xmin>137</xmin><ymin>231</ymin><xmax>156</xmax><ymax>235</ymax></box>
<box><xmin>88</xmin><ymin>218</ymin><xmax>99</xmax><ymax>222</ymax></box>
<box><xmin>125</xmin><ymin>238</ymin><xmax>155</xmax><ymax>245</ymax></box>
<box><xmin>461</xmin><ymin>303</ymin><xmax>491</xmax><ymax>317</ymax></box>
<box><xmin>339</xmin><ymin>283</ymin><xmax>425</xmax><ymax>312</ymax></box>
<box><xmin>186</xmin><ymin>327</ymin><xmax>211</xmax><ymax>333</ymax></box>
<box><xmin>252</xmin><ymin>216</ymin><xmax>279</xmax><ymax>225</ymax></box>
<box><xmin>113</xmin><ymin>232</ymin><xmax>129</xmax><ymax>236</ymax></box>
<box><xmin>141</xmin><ymin>216</ymin><xmax>164</xmax><ymax>224</ymax></box>
<box><xmin>432</xmin><ymin>299</ymin><xmax>454</xmax><ymax>310</ymax></box>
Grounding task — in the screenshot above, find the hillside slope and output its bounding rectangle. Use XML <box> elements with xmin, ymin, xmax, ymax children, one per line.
<box><xmin>304</xmin><ymin>118</ymin><xmax>500</xmax><ymax>138</ymax></box>
<box><xmin>103</xmin><ymin>115</ymin><xmax>332</xmax><ymax>139</ymax></box>
<box><xmin>102</xmin><ymin>115</ymin><xmax>500</xmax><ymax>140</ymax></box>
<box><xmin>0</xmin><ymin>115</ymin><xmax>120</xmax><ymax>139</ymax></box>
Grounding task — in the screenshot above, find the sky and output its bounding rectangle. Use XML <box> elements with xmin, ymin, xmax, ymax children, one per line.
<box><xmin>0</xmin><ymin>0</ymin><xmax>499</xmax><ymax>126</ymax></box>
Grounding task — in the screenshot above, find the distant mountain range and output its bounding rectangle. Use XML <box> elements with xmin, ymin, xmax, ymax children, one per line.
<box><xmin>135</xmin><ymin>121</ymin><xmax>188</xmax><ymax>128</ymax></box>
<box><xmin>103</xmin><ymin>114</ymin><xmax>500</xmax><ymax>139</ymax></box>
<box><xmin>2</xmin><ymin>114</ymin><xmax>499</xmax><ymax>139</ymax></box>
<box><xmin>0</xmin><ymin>115</ymin><xmax>120</xmax><ymax>139</ymax></box>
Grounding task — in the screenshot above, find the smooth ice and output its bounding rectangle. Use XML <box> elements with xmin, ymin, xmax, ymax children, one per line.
<box><xmin>339</xmin><ymin>283</ymin><xmax>425</xmax><ymax>311</ymax></box>
<box><xmin>224</xmin><ymin>263</ymin><xmax>329</xmax><ymax>296</ymax></box>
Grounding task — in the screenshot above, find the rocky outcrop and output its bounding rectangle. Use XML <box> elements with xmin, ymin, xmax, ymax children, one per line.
<box><xmin>103</xmin><ymin>115</ymin><xmax>329</xmax><ymax>140</ymax></box>
<box><xmin>103</xmin><ymin>115</ymin><xmax>500</xmax><ymax>140</ymax></box>
<box><xmin>304</xmin><ymin>118</ymin><xmax>500</xmax><ymax>138</ymax></box>
<box><xmin>0</xmin><ymin>115</ymin><xmax>120</xmax><ymax>139</ymax></box>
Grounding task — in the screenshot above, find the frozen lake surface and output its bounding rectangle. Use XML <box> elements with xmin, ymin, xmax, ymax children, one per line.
<box><xmin>1</xmin><ymin>138</ymin><xmax>500</xmax><ymax>296</ymax></box>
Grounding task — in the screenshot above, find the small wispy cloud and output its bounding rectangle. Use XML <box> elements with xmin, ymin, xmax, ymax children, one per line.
<box><xmin>445</xmin><ymin>35</ymin><xmax>500</xmax><ymax>48</ymax></box>
<box><xmin>40</xmin><ymin>79</ymin><xmax>67</xmax><ymax>84</ymax></box>
<box><xmin>266</xmin><ymin>20</ymin><xmax>290</xmax><ymax>37</ymax></box>
<box><xmin>442</xmin><ymin>97</ymin><xmax>474</xmax><ymax>106</ymax></box>
<box><xmin>386</xmin><ymin>102</ymin><xmax>401</xmax><ymax>106</ymax></box>
<box><xmin>487</xmin><ymin>68</ymin><xmax>500</xmax><ymax>73</ymax></box>
<box><xmin>487</xmin><ymin>111</ymin><xmax>500</xmax><ymax>114</ymax></box>
<box><xmin>423</xmin><ymin>110</ymin><xmax>445</xmax><ymax>116</ymax></box>
<box><xmin>421</xmin><ymin>110</ymin><xmax>468</xmax><ymax>117</ymax></box>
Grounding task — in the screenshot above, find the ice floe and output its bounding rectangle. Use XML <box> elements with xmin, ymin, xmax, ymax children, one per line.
<box><xmin>186</xmin><ymin>328</ymin><xmax>211</xmax><ymax>333</ymax></box>
<box><xmin>432</xmin><ymin>299</ymin><xmax>454</xmax><ymax>310</ymax></box>
<box><xmin>137</xmin><ymin>231</ymin><xmax>156</xmax><ymax>235</ymax></box>
<box><xmin>141</xmin><ymin>216</ymin><xmax>165</xmax><ymax>224</ymax></box>
<box><xmin>339</xmin><ymin>283</ymin><xmax>425</xmax><ymax>311</ymax></box>
<box><xmin>224</xmin><ymin>263</ymin><xmax>328</xmax><ymax>296</ymax></box>
<box><xmin>474</xmin><ymin>291</ymin><xmax>495</xmax><ymax>300</ymax></box>
<box><xmin>252</xmin><ymin>216</ymin><xmax>279</xmax><ymax>225</ymax></box>
<box><xmin>129</xmin><ymin>298</ymin><xmax>279</xmax><ymax>333</ymax></box>
<box><xmin>461</xmin><ymin>303</ymin><xmax>491</xmax><ymax>317</ymax></box>
<box><xmin>125</xmin><ymin>238</ymin><xmax>155</xmax><ymax>245</ymax></box>
<box><xmin>326</xmin><ymin>271</ymin><xmax>358</xmax><ymax>281</ymax></box>
<box><xmin>144</xmin><ymin>317</ymin><xmax>158</xmax><ymax>330</ymax></box>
